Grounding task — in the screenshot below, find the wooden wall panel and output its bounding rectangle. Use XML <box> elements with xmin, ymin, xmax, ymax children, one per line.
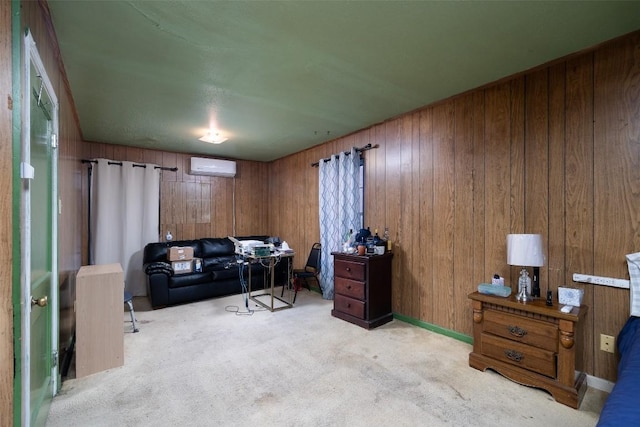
<box><xmin>418</xmin><ymin>109</ymin><xmax>434</xmax><ymax>322</ymax></box>
<box><xmin>565</xmin><ymin>54</ymin><xmax>595</xmax><ymax>374</ymax></box>
<box><xmin>453</xmin><ymin>94</ymin><xmax>476</xmax><ymax>332</ymax></box>
<box><xmin>270</xmin><ymin>142</ymin><xmax>328</xmax><ymax>270</ymax></box>
<box><xmin>268</xmin><ymin>32</ymin><xmax>640</xmax><ymax>381</ymax></box>
<box><xmin>431</xmin><ymin>102</ymin><xmax>455</xmax><ymax>328</ymax></box>
<box><xmin>0</xmin><ymin>1</ymin><xmax>12</xmax><ymax>423</ymax></box>
<box><xmin>524</xmin><ymin>68</ymin><xmax>549</xmax><ymax>308</ymax></box>
<box><xmin>408</xmin><ymin>112</ymin><xmax>421</xmax><ymax>318</ymax></box>
<box><xmin>471</xmin><ymin>92</ymin><xmax>486</xmax><ymax>291</ymax></box>
<box><xmin>508</xmin><ymin>78</ymin><xmax>526</xmax><ymax>284</ymax></box>
<box><xmin>398</xmin><ymin>114</ymin><xmax>415</xmax><ymax>317</ymax></box>
<box><xmin>547</xmin><ymin>62</ymin><xmax>566</xmax><ymax>305</ymax></box>
<box><xmin>524</xmin><ymin>69</ymin><xmax>549</xmax><ymax>236</ymax></box>
<box><xmin>484</xmin><ymin>83</ymin><xmax>512</xmax><ymax>282</ymax></box>
<box><xmin>384</xmin><ymin>121</ymin><xmax>403</xmax><ymax>312</ymax></box>
<box><xmin>593</xmin><ymin>33</ymin><xmax>640</xmax><ymax>379</ymax></box>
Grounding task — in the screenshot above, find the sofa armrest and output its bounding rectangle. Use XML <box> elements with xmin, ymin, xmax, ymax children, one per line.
<box><xmin>145</xmin><ymin>262</ymin><xmax>174</xmax><ymax>277</ymax></box>
<box><xmin>146</xmin><ymin>269</ymin><xmax>171</xmax><ymax>308</ymax></box>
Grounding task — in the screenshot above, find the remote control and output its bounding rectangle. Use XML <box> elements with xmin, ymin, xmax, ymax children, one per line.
<box><xmin>560</xmin><ymin>305</ymin><xmax>573</xmax><ymax>313</ymax></box>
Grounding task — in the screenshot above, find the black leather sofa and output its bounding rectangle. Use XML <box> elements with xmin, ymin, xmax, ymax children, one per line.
<box><xmin>143</xmin><ymin>236</ymin><xmax>287</xmax><ymax>309</ymax></box>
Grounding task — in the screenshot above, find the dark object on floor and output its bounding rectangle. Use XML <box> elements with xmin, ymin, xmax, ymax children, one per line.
<box><xmin>124</xmin><ymin>291</ymin><xmax>139</xmax><ymax>333</ymax></box>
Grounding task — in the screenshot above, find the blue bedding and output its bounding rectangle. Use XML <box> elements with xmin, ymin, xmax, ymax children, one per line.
<box><xmin>597</xmin><ymin>316</ymin><xmax>640</xmax><ymax>426</ymax></box>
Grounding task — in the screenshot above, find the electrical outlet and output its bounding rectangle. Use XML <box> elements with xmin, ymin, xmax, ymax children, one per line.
<box><xmin>600</xmin><ymin>334</ymin><xmax>615</xmax><ymax>353</ymax></box>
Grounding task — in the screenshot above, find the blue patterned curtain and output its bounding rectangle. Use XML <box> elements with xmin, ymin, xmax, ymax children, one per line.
<box><xmin>318</xmin><ymin>148</ymin><xmax>361</xmax><ymax>299</ymax></box>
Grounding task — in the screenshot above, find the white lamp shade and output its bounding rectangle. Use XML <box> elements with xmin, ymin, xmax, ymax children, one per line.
<box><xmin>507</xmin><ymin>234</ymin><xmax>545</xmax><ymax>267</ymax></box>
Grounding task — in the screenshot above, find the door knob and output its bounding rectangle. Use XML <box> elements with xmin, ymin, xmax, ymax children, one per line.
<box><xmin>31</xmin><ymin>295</ymin><xmax>48</xmax><ymax>307</ymax></box>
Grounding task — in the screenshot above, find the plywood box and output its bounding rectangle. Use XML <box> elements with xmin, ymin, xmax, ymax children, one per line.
<box><xmin>167</xmin><ymin>246</ymin><xmax>194</xmax><ymax>261</ymax></box>
<box><xmin>75</xmin><ymin>263</ymin><xmax>124</xmax><ymax>378</ymax></box>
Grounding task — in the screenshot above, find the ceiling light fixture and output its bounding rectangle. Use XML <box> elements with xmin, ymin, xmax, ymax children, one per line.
<box><xmin>199</xmin><ymin>131</ymin><xmax>227</xmax><ymax>144</ymax></box>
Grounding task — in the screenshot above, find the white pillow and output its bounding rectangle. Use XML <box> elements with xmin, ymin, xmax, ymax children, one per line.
<box><xmin>625</xmin><ymin>252</ymin><xmax>640</xmax><ymax>317</ymax></box>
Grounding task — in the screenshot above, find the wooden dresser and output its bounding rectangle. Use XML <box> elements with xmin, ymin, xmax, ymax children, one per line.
<box><xmin>468</xmin><ymin>291</ymin><xmax>587</xmax><ymax>408</ymax></box>
<box><xmin>331</xmin><ymin>252</ymin><xmax>393</xmax><ymax>329</ymax></box>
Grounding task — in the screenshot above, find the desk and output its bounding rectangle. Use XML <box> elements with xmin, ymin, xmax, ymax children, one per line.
<box><xmin>247</xmin><ymin>251</ymin><xmax>294</xmax><ymax>311</ymax></box>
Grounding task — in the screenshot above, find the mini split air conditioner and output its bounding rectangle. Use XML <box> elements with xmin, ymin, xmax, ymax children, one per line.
<box><xmin>189</xmin><ymin>157</ymin><xmax>236</xmax><ymax>177</ymax></box>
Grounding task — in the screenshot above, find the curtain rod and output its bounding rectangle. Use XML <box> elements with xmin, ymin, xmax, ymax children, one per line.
<box><xmin>81</xmin><ymin>159</ymin><xmax>178</xmax><ymax>172</ymax></box>
<box><xmin>311</xmin><ymin>143</ymin><xmax>378</xmax><ymax>167</ymax></box>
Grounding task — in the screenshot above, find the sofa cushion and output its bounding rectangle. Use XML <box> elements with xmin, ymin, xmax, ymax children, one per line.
<box><xmin>200</xmin><ymin>238</ymin><xmax>235</xmax><ymax>258</ymax></box>
<box><xmin>203</xmin><ymin>255</ymin><xmax>237</xmax><ymax>272</ymax></box>
<box><xmin>211</xmin><ymin>268</ymin><xmax>240</xmax><ymax>281</ymax></box>
<box><xmin>168</xmin><ymin>271</ymin><xmax>213</xmax><ymax>289</ymax></box>
<box><xmin>212</xmin><ymin>264</ymin><xmax>265</xmax><ymax>281</ymax></box>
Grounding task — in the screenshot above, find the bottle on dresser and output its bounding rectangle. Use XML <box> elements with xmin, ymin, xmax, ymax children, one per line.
<box><xmin>373</xmin><ymin>229</ymin><xmax>385</xmax><ymax>255</ymax></box>
<box><xmin>383</xmin><ymin>227</ymin><xmax>392</xmax><ymax>251</ymax></box>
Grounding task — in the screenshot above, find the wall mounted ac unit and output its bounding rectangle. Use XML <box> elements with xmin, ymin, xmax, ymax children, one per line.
<box><xmin>189</xmin><ymin>157</ymin><xmax>236</xmax><ymax>177</ymax></box>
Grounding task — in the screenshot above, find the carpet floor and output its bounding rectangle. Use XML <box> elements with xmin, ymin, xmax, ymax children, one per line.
<box><xmin>47</xmin><ymin>289</ymin><xmax>607</xmax><ymax>426</ymax></box>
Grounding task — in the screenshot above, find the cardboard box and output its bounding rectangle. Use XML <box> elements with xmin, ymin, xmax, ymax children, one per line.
<box><xmin>168</xmin><ymin>246</ymin><xmax>194</xmax><ymax>261</ymax></box>
<box><xmin>171</xmin><ymin>260</ymin><xmax>193</xmax><ymax>275</ymax></box>
<box><xmin>558</xmin><ymin>287</ymin><xmax>584</xmax><ymax>306</ymax></box>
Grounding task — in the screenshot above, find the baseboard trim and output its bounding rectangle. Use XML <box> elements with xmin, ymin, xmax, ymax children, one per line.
<box><xmin>393</xmin><ymin>312</ymin><xmax>473</xmax><ymax>345</ymax></box>
<box><xmin>392</xmin><ymin>312</ymin><xmax>615</xmax><ymax>393</ymax></box>
<box><xmin>587</xmin><ymin>374</ymin><xmax>614</xmax><ymax>393</ymax></box>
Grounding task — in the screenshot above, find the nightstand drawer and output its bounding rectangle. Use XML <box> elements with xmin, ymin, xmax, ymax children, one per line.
<box><xmin>481</xmin><ymin>333</ymin><xmax>556</xmax><ymax>378</ymax></box>
<box><xmin>334</xmin><ymin>259</ymin><xmax>366</xmax><ymax>281</ymax></box>
<box><xmin>334</xmin><ymin>294</ymin><xmax>365</xmax><ymax>319</ymax></box>
<box><xmin>335</xmin><ymin>277</ymin><xmax>365</xmax><ymax>300</ymax></box>
<box><xmin>484</xmin><ymin>309</ymin><xmax>558</xmax><ymax>352</ymax></box>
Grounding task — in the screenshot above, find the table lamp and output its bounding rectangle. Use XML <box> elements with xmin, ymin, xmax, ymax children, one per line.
<box><xmin>507</xmin><ymin>234</ymin><xmax>545</xmax><ymax>302</ymax></box>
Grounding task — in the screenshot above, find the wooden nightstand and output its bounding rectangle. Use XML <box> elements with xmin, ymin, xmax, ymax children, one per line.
<box><xmin>468</xmin><ymin>291</ymin><xmax>587</xmax><ymax>409</ymax></box>
<box><xmin>331</xmin><ymin>252</ymin><xmax>393</xmax><ymax>329</ymax></box>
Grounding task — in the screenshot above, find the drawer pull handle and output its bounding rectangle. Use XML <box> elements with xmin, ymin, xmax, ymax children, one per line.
<box><xmin>346</xmin><ymin>267</ymin><xmax>351</xmax><ymax>271</ymax></box>
<box><xmin>504</xmin><ymin>349</ymin><xmax>524</xmax><ymax>362</ymax></box>
<box><xmin>507</xmin><ymin>325</ymin><xmax>528</xmax><ymax>338</ymax></box>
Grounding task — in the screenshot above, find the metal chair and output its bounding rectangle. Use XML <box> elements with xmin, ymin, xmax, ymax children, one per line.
<box><xmin>124</xmin><ymin>291</ymin><xmax>139</xmax><ymax>332</ymax></box>
<box><xmin>288</xmin><ymin>243</ymin><xmax>321</xmax><ymax>303</ymax></box>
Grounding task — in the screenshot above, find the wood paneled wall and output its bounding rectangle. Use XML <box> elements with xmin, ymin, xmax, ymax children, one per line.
<box><xmin>271</xmin><ymin>32</ymin><xmax>640</xmax><ymax>381</ymax></box>
<box><xmin>1</xmin><ymin>2</ymin><xmax>13</xmax><ymax>424</ymax></box>
<box><xmin>80</xmin><ymin>143</ymin><xmax>270</xmax><ymax>261</ymax></box>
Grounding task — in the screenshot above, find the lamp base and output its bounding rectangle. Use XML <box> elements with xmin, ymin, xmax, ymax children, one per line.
<box><xmin>532</xmin><ymin>266</ymin><xmax>540</xmax><ymax>297</ymax></box>
<box><xmin>516</xmin><ymin>287</ymin><xmax>532</xmax><ymax>302</ymax></box>
<box><xmin>516</xmin><ymin>268</ymin><xmax>532</xmax><ymax>302</ymax></box>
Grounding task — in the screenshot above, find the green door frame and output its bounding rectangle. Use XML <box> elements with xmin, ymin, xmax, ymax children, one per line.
<box><xmin>13</xmin><ymin>17</ymin><xmax>61</xmax><ymax>426</ymax></box>
<box><xmin>12</xmin><ymin>1</ymin><xmax>23</xmax><ymax>425</ymax></box>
